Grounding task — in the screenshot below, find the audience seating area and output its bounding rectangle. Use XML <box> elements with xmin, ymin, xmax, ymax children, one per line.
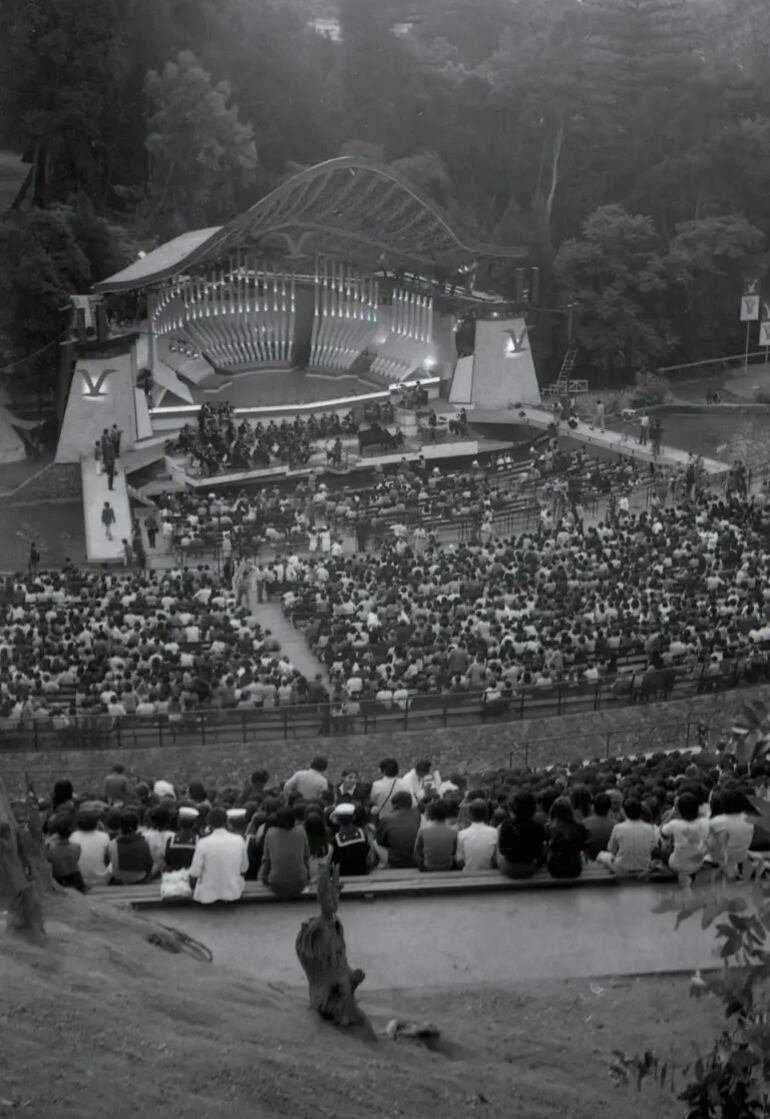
<box><xmin>31</xmin><ymin>740</ymin><xmax>769</xmax><ymax>910</ymax></box>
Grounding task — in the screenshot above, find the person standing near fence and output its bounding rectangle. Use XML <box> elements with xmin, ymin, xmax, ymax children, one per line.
<box><xmin>594</xmin><ymin>398</ymin><xmax>605</xmax><ymax>431</ymax></box>
<box><xmin>650</xmin><ymin>417</ymin><xmax>662</xmax><ymax>457</ymax></box>
<box><xmin>638</xmin><ymin>412</ymin><xmax>650</xmax><ymax>445</ymax></box>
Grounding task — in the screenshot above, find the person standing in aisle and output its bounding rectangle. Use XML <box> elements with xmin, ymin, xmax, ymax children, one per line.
<box><xmin>102</xmin><ymin>501</ymin><xmax>116</xmax><ymax>541</ymax></box>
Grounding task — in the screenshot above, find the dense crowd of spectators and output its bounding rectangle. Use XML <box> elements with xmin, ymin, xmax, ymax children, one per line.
<box><xmin>34</xmin><ymin>746</ymin><xmax>769</xmax><ymax>900</ymax></box>
<box><xmin>156</xmin><ymin>458</ymin><xmax>523</xmax><ymax>557</ymax></box>
<box><xmin>276</xmin><ymin>487</ymin><xmax>770</xmax><ymax>714</ymax></box>
<box><xmin>156</xmin><ymin>440</ymin><xmax>660</xmax><ymax>560</ymax></box>
<box><xmin>0</xmin><ymin>563</ymin><xmax>308</xmax><ymax>735</ymax></box>
<box><xmin>4</xmin><ymin>478</ymin><xmax>770</xmax><ymax>740</ymax></box>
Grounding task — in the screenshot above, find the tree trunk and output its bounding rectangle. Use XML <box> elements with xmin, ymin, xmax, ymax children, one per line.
<box><xmin>295</xmin><ymin>866</ymin><xmax>375</xmax><ymax>1039</ymax></box>
<box><xmin>0</xmin><ymin>779</ymin><xmax>47</xmax><ymax>943</ymax></box>
<box><xmin>544</xmin><ymin>118</ymin><xmax>565</xmax><ymax>240</ymax></box>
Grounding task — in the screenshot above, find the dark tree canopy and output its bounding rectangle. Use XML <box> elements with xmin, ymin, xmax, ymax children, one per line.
<box><xmin>1</xmin><ymin>0</ymin><xmax>769</xmax><ymax>387</ymax></box>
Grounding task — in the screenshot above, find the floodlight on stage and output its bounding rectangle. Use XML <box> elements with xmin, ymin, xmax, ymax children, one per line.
<box><xmin>423</xmin><ymin>356</ymin><xmax>437</xmax><ymax>369</ymax></box>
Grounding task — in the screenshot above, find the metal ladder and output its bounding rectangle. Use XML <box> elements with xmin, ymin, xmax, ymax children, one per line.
<box><xmin>552</xmin><ymin>340</ymin><xmax>578</xmax><ymax>394</ymax></box>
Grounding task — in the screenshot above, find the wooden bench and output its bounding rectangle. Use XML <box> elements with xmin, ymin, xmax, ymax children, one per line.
<box><xmin>90</xmin><ymin>863</ymin><xmax>676</xmax><ymax>910</ymax></box>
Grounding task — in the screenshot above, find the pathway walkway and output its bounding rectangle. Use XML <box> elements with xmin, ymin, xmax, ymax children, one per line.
<box><xmin>471</xmin><ymin>405</ymin><xmax>729</xmax><ymax>476</ymax></box>
<box><xmin>167</xmin><ymin>882</ymin><xmax>720</xmax><ymax>989</ymax></box>
<box><xmin>252</xmin><ymin>600</ymin><xmax>328</xmax><ymax>684</ymax></box>
<box><xmin>81</xmin><ymin>457</ymin><xmax>133</xmax><ymax>562</ymax></box>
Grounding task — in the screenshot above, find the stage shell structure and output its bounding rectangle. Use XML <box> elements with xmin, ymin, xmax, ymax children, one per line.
<box><xmin>56</xmin><ymin>157</ymin><xmax>543</xmax><ymax>564</ymax></box>
<box><xmin>92</xmin><ymin>156</ymin><xmax>533</xmax><ymax>392</ymax></box>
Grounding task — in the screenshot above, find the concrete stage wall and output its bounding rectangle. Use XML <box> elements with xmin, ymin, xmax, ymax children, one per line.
<box><xmin>56</xmin><ymin>343</ymin><xmax>139</xmax><ymax>464</ymax></box>
<box><xmin>469</xmin><ymin>317</ymin><xmax>541</xmax><ymax>408</ymax></box>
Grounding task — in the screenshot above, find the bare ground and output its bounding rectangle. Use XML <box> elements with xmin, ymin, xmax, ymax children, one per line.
<box><xmin>0</xmin><ymin>892</ymin><xmax>723</xmax><ymax>1119</ymax></box>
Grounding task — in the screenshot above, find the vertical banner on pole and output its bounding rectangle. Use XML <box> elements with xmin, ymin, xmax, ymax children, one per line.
<box><xmin>741</xmin><ymin>279</ymin><xmax>760</xmax><ymax>373</ymax></box>
<box><xmin>740</xmin><ymin>279</ymin><xmax>760</xmax><ymax>321</ymax></box>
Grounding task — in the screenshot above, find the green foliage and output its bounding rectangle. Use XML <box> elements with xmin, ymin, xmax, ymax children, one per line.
<box><xmin>2</xmin><ymin>0</ymin><xmax>770</xmax><ymax>389</ymax></box>
<box><xmin>613</xmin><ymin>879</ymin><xmax>770</xmax><ymax>1117</ymax></box>
<box><xmin>144</xmin><ymin>50</ymin><xmax>257</xmax><ymax>237</ymax></box>
<box><xmin>0</xmin><ymin>204</ymin><xmax>132</xmax><ymax>380</ymax></box>
<box><xmin>555</xmin><ymin>205</ymin><xmax>674</xmax><ymax>377</ymax></box>
<box><xmin>629</xmin><ymin>371</ymin><xmax>671</xmax><ymax>408</ymax></box>
<box><xmin>726</xmin><ymin>700</ymin><xmax>770</xmax><ymax>771</ymax></box>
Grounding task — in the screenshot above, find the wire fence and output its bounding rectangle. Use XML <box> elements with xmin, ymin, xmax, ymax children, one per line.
<box><xmin>0</xmin><ymin>667</ymin><xmax>736</xmax><ymax>761</ymax></box>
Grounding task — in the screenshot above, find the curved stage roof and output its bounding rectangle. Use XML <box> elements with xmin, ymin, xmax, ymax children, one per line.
<box><xmin>95</xmin><ymin>157</ymin><xmax>525</xmax><ymax>293</ymax></box>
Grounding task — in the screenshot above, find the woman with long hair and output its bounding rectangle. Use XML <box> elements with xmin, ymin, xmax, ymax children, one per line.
<box><xmin>51</xmin><ymin>779</ymin><xmax>75</xmax><ymax>815</ymax></box>
<box><xmin>498</xmin><ymin>791</ymin><xmax>547</xmax><ymax>879</ymax></box>
<box><xmin>546</xmin><ymin>796</ymin><xmax>588</xmax><ymax>879</ymax></box>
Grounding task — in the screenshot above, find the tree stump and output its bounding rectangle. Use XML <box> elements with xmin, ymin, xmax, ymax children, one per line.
<box><xmin>0</xmin><ymin>779</ymin><xmax>47</xmax><ymax>943</ymax></box>
<box><xmin>295</xmin><ymin>865</ymin><xmax>375</xmax><ymax>1039</ymax></box>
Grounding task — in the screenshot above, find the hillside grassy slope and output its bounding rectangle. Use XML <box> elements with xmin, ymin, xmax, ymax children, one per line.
<box><xmin>0</xmin><ymin>892</ymin><xmax>722</xmax><ymax>1119</ymax></box>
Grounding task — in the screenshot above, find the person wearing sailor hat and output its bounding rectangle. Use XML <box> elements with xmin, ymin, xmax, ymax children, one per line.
<box><xmin>226</xmin><ymin>807</ymin><xmax>247</xmax><ymax>832</ymax></box>
<box><xmin>329</xmin><ymin>803</ymin><xmax>372</xmax><ymax>876</ymax></box>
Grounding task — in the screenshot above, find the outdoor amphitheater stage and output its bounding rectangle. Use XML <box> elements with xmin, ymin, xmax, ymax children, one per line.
<box><xmin>186</xmin><ymin>367</ymin><xmax>383</xmax><ymax>408</ymax></box>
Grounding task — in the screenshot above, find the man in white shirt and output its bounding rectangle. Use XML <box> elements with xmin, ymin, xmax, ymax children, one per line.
<box><xmin>189</xmin><ymin>808</ymin><xmax>248</xmax><ymax>904</ymax></box>
<box><xmin>457</xmin><ymin>800</ymin><xmax>498</xmax><ymax>871</ymax></box>
<box><xmin>283</xmin><ymin>756</ymin><xmax>330</xmax><ymax>801</ymax></box>
<box><xmin>597</xmin><ymin>800</ymin><xmax>658</xmax><ymax>877</ymax></box>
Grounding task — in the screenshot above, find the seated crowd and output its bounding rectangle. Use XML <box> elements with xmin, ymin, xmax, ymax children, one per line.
<box><xmin>36</xmin><ymin>747</ymin><xmax>769</xmax><ymax>902</ymax></box>
<box><xmin>156</xmin><ymin>457</ymin><xmax>527</xmax><ymax>557</ymax></box>
<box><xmin>156</xmin><ymin>439</ymin><xmax>698</xmax><ymax>566</ymax></box>
<box><xmin>278</xmin><ymin>487</ymin><xmax>770</xmax><ymax>709</ymax></box>
<box><xmin>4</xmin><ymin>480</ymin><xmax>770</xmax><ymax>740</ymax></box>
<box><xmin>0</xmin><ymin>563</ymin><xmax>312</xmax><ymax>734</ymax></box>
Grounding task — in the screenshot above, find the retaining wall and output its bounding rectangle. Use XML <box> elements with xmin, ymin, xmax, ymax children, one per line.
<box><xmin>0</xmin><ymin>685</ymin><xmax>761</xmax><ymax>798</ymax></box>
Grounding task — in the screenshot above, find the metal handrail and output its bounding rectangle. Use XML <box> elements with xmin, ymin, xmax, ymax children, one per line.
<box><xmin>0</xmin><ymin>661</ymin><xmax>753</xmax><ymax>755</ymax></box>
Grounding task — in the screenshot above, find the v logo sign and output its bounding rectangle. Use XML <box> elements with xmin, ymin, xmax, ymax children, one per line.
<box><xmin>505</xmin><ymin>326</ymin><xmax>528</xmax><ymax>353</ymax></box>
<box><xmin>78</xmin><ymin>368</ymin><xmax>116</xmax><ymax>396</ymax></box>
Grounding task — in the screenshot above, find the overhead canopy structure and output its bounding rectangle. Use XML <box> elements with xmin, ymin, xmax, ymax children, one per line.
<box><xmin>95</xmin><ymin>157</ymin><xmax>526</xmax><ymax>293</ymax></box>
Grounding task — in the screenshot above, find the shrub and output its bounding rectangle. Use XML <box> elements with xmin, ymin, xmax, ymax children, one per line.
<box><xmin>630</xmin><ymin>371</ymin><xmax>671</xmax><ymax>408</ymax></box>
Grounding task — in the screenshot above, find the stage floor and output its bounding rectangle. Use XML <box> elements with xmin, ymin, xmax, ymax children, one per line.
<box><xmin>189</xmin><ymin>368</ymin><xmax>379</xmax><ymax>409</ymax></box>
